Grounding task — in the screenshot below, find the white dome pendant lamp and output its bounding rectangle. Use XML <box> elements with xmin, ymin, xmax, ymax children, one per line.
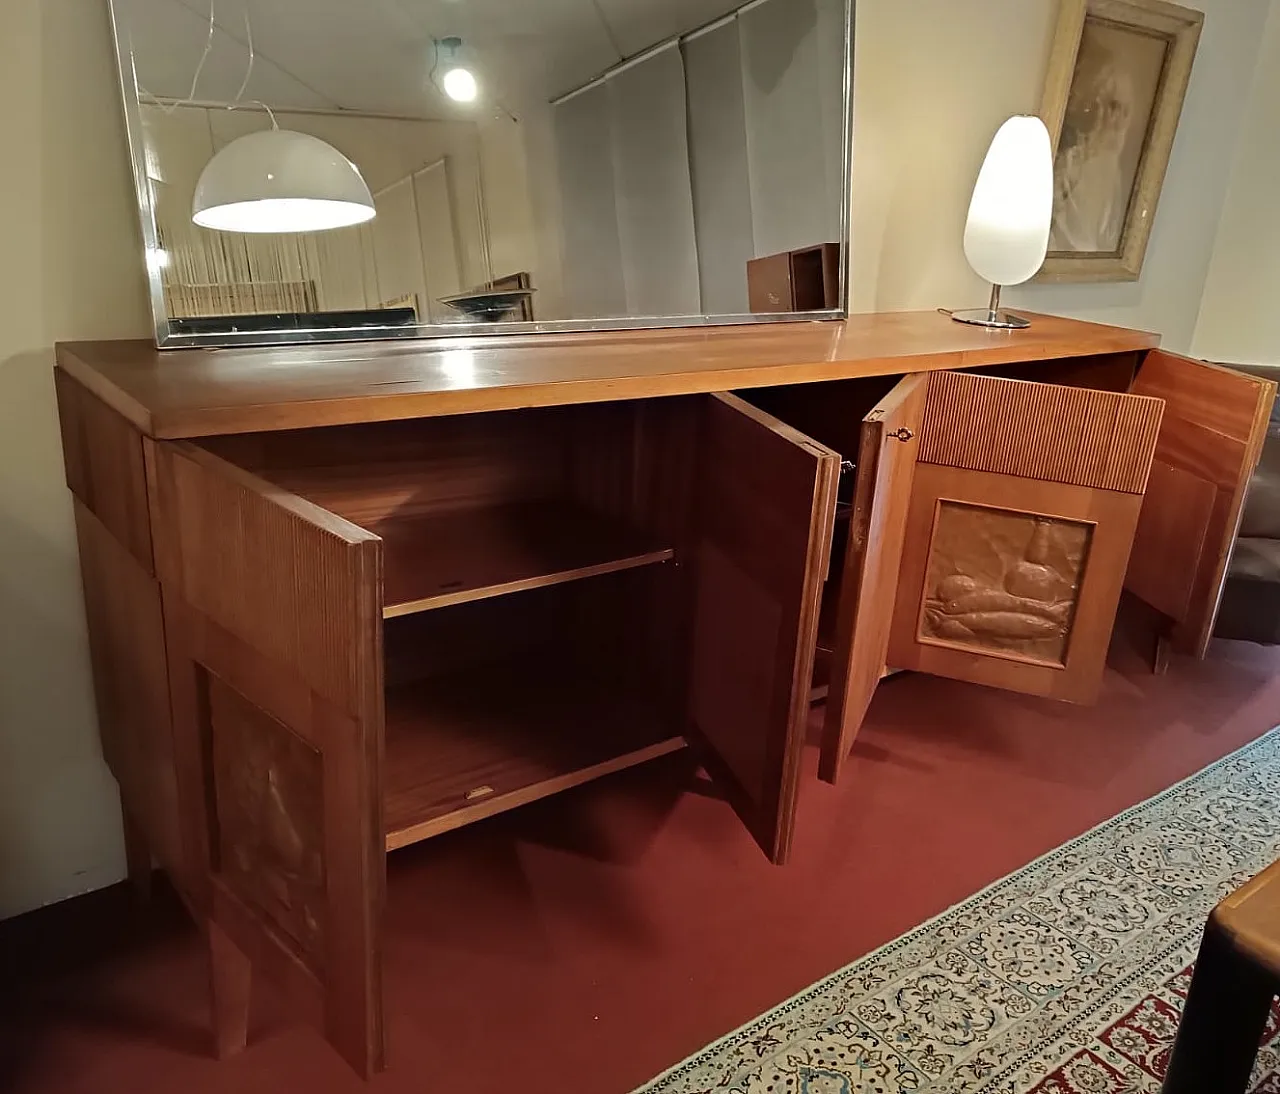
<box><xmin>951</xmin><ymin>115</ymin><xmax>1053</xmax><ymax>330</ymax></box>
<box><xmin>192</xmin><ymin>127</ymin><xmax>376</xmax><ymax>234</ymax></box>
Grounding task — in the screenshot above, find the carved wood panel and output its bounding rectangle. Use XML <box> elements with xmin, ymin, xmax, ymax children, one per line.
<box><xmin>888</xmin><ymin>464</ymin><xmax>1146</xmax><ymax>705</ymax></box>
<box><xmin>885</xmin><ymin>369</ymin><xmax>1161</xmax><ymax>703</ymax></box>
<box><xmin>206</xmin><ymin>673</ymin><xmax>326</xmax><ymax>968</ymax></box>
<box><xmin>919</xmin><ymin>502</ymin><xmax>1092</xmax><ymax>667</ymax></box>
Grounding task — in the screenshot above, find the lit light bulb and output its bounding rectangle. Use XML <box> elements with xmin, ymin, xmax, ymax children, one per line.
<box><xmin>442</xmin><ymin>66</ymin><xmax>477</xmax><ymax>102</ymax></box>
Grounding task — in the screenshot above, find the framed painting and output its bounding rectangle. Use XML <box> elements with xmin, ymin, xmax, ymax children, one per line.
<box><xmin>1037</xmin><ymin>0</ymin><xmax>1203</xmax><ymax>282</ymax></box>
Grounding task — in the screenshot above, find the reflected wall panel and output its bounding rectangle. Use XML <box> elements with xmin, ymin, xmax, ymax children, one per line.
<box><xmin>739</xmin><ymin>0</ymin><xmax>844</xmax><ymax>257</ymax></box>
<box><xmin>684</xmin><ymin>20</ymin><xmax>755</xmax><ymax>315</ymax></box>
<box><xmin>608</xmin><ymin>44</ymin><xmax>702</xmax><ymax>316</ymax></box>
<box><xmin>554</xmin><ymin>84</ymin><xmax>628</xmax><ymax>319</ymax></box>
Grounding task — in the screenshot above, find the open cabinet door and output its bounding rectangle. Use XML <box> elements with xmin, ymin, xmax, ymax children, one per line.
<box><xmin>819</xmin><ymin>374</ymin><xmax>927</xmax><ymax>784</ymax></box>
<box><xmin>149</xmin><ymin>440</ymin><xmax>386</xmax><ymax>1077</ymax></box>
<box><xmin>1124</xmin><ymin>352</ymin><xmax>1277</xmax><ymax>657</ymax></box>
<box><xmin>688</xmin><ymin>394</ymin><xmax>839</xmax><ymax>864</ymax></box>
<box><xmin>885</xmin><ymin>371</ymin><xmax>1163</xmax><ymax>704</ymax></box>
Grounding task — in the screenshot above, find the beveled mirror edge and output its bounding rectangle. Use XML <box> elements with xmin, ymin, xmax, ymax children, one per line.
<box><xmin>107</xmin><ymin>0</ymin><xmax>855</xmax><ymax>350</ymax></box>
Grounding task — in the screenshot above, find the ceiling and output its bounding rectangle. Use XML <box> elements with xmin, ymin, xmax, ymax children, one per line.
<box><xmin>112</xmin><ymin>0</ymin><xmax>751</xmax><ymax>119</ymax></box>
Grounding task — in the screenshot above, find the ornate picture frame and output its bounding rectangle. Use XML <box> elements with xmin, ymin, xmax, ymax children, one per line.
<box><xmin>1037</xmin><ymin>0</ymin><xmax>1203</xmax><ymax>283</ymax></box>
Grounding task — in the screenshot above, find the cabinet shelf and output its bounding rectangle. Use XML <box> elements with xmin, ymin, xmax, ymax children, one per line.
<box><xmin>378</xmin><ymin>500</ymin><xmax>674</xmax><ymax>618</ymax></box>
<box><xmin>383</xmin><ymin>662</ymin><xmax>685</xmax><ymax>850</ymax></box>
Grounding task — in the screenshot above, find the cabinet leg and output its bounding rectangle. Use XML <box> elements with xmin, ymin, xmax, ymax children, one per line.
<box><xmin>120</xmin><ymin>805</ymin><xmax>153</xmax><ymax>904</ymax></box>
<box><xmin>1161</xmin><ymin>921</ymin><xmax>1277</xmax><ymax>1094</ymax></box>
<box><xmin>207</xmin><ymin>921</ymin><xmax>252</xmax><ymax>1059</ymax></box>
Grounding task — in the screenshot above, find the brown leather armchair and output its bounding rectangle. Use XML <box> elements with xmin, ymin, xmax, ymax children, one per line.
<box><xmin>1214</xmin><ymin>364</ymin><xmax>1280</xmax><ymax>645</ymax></box>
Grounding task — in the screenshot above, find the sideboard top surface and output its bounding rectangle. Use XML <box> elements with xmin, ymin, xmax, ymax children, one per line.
<box><xmin>55</xmin><ymin>311</ymin><xmax>1160</xmax><ymax>439</ymax></box>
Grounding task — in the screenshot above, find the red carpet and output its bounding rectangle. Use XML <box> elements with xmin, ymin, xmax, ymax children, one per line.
<box><xmin>3</xmin><ymin>610</ymin><xmax>1279</xmax><ymax>1094</ymax></box>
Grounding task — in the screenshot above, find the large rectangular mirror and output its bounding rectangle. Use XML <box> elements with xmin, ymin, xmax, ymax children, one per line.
<box><xmin>108</xmin><ymin>0</ymin><xmax>852</xmax><ymax>347</ymax></box>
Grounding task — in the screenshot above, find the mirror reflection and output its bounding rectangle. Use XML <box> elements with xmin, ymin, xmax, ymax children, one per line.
<box><xmin>110</xmin><ymin>0</ymin><xmax>850</xmax><ymax>343</ymax></box>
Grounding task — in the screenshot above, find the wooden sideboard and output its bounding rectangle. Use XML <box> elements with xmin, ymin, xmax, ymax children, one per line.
<box><xmin>53</xmin><ymin>312</ymin><xmax>1275</xmax><ymax>1078</ymax></box>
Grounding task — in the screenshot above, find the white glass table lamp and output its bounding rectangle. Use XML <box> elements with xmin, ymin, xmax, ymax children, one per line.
<box><xmin>952</xmin><ymin>115</ymin><xmax>1053</xmax><ymax>330</ymax></box>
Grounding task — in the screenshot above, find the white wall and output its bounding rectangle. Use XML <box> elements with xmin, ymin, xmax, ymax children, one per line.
<box><xmin>0</xmin><ymin>0</ymin><xmax>1275</xmax><ymax>918</ymax></box>
<box><xmin>852</xmin><ymin>0</ymin><xmax>1272</xmax><ymax>353</ymax></box>
<box><xmin>0</xmin><ymin>0</ymin><xmax>151</xmax><ymax>920</ymax></box>
<box><xmin>1192</xmin><ymin>1</ymin><xmax>1280</xmax><ymax>365</ymax></box>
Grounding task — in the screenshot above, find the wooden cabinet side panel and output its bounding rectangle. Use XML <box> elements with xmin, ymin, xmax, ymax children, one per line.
<box><xmin>1126</xmin><ymin>352</ymin><xmax>1277</xmax><ymax>657</ymax></box>
<box><xmin>55</xmin><ymin>368</ymin><xmax>154</xmax><ymax>573</ymax></box>
<box><xmin>149</xmin><ymin>439</ymin><xmax>386</xmax><ymax>1077</ymax></box>
<box><xmin>71</xmin><ymin>502</ymin><xmax>183</xmax><ymax>882</ymax></box>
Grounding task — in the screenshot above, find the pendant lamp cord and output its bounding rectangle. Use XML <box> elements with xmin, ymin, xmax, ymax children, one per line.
<box><xmin>183</xmin><ymin>0</ymin><xmax>217</xmax><ymax>107</ymax></box>
<box><xmin>135</xmin><ymin>0</ymin><xmax>277</xmax><ymax>130</ymax></box>
<box><xmin>231</xmin><ymin>7</ymin><xmax>255</xmax><ymax>107</ymax></box>
<box><xmin>230</xmin><ymin>5</ymin><xmax>278</xmax><ymax>128</ymax></box>
<box><xmin>138</xmin><ymin>0</ymin><xmax>214</xmax><ymax>116</ymax></box>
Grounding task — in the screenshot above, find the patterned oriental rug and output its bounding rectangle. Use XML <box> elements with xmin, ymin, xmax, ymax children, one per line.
<box><xmin>639</xmin><ymin>729</ymin><xmax>1280</xmax><ymax>1094</ymax></box>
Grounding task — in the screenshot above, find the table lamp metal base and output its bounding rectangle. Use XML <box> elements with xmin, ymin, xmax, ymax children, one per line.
<box><xmin>950</xmin><ymin>284</ymin><xmax>1031</xmax><ymax>330</ymax></box>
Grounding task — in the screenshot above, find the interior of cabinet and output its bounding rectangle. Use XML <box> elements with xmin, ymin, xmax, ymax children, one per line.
<box><xmin>203</xmin><ymin>405</ymin><xmax>681</xmax><ymax>618</ymax></box>
<box><xmin>200</xmin><ymin>400</ymin><xmax>699</xmax><ymax>850</ymax></box>
<box><xmin>381</xmin><ymin>571</ymin><xmax>686</xmax><ymax>848</ymax></box>
<box><xmin>971</xmin><ymin>351</ymin><xmax>1144</xmax><ymax>393</ymax></box>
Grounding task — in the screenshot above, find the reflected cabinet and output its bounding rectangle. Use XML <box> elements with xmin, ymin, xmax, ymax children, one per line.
<box><xmin>53</xmin><ymin>315</ymin><xmax>1274</xmax><ymax>1077</ymax></box>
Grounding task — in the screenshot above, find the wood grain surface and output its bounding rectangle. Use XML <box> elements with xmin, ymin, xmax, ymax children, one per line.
<box><xmin>55</xmin><ymin>368</ymin><xmax>154</xmax><ymax>570</ymax></box>
<box><xmin>1126</xmin><ymin>352</ymin><xmax>1277</xmax><ymax>657</ymax></box>
<box><xmin>887</xmin><ymin>465</ymin><xmax>1145</xmax><ymax>704</ymax></box>
<box><xmin>1214</xmin><ymin>857</ymin><xmax>1280</xmax><ymax>975</ymax></box>
<box><xmin>819</xmin><ymin>375</ymin><xmax>928</xmax><ymax>783</ymax></box>
<box><xmin>383</xmin><ymin>660</ymin><xmax>684</xmax><ymax>849</ymax></box>
<box><xmin>686</xmin><ymin>393</ymin><xmax>840</xmax><ymax>864</ymax></box>
<box><xmin>72</xmin><ymin>501</ymin><xmax>181</xmax><ymax>880</ymax></box>
<box><xmin>378</xmin><ymin>501</ymin><xmax>673</xmax><ymax>617</ymax></box>
<box><xmin>919</xmin><ymin>371</ymin><xmax>1163</xmax><ymax>494</ymax></box>
<box><xmin>56</xmin><ymin>312</ymin><xmax>1159</xmax><ymax>439</ymax></box>
<box><xmin>151</xmin><ymin>440</ymin><xmax>386</xmax><ymax>1076</ymax></box>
